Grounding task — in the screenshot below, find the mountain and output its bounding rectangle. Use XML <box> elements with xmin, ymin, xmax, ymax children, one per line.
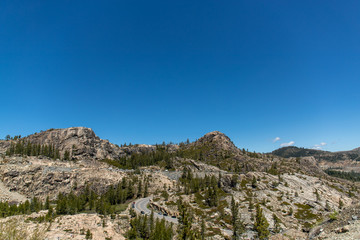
<box><xmin>21</xmin><ymin>127</ymin><xmax>122</xmax><ymax>160</ymax></box>
<box><xmin>272</xmin><ymin>146</ymin><xmax>360</xmax><ymax>162</ymax></box>
<box><xmin>271</xmin><ymin>146</ymin><xmax>327</xmax><ymax>158</ymax></box>
<box><xmin>0</xmin><ymin>127</ymin><xmax>156</xmax><ymax>161</ymax></box>
<box><xmin>189</xmin><ymin>131</ymin><xmax>243</xmax><ymax>159</ymax></box>
<box><xmin>193</xmin><ymin>131</ymin><xmax>241</xmax><ymax>154</ymax></box>
<box><xmin>0</xmin><ymin>127</ymin><xmax>359</xmax><ymax>239</ymax></box>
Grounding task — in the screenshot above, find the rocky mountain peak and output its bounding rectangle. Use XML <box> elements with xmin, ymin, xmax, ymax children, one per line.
<box><xmin>195</xmin><ymin>131</ymin><xmax>240</xmax><ymax>153</ymax></box>
<box><xmin>21</xmin><ymin>127</ymin><xmax>121</xmax><ymax>160</ymax></box>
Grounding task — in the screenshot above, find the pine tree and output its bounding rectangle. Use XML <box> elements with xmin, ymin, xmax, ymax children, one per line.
<box><xmin>144</xmin><ymin>180</ymin><xmax>149</xmax><ymax>197</ymax></box>
<box><xmin>231</xmin><ymin>174</ymin><xmax>238</xmax><ymax>188</ymax></box>
<box><xmin>272</xmin><ymin>214</ymin><xmax>281</xmax><ymax>233</ymax></box>
<box><xmin>339</xmin><ymin>198</ymin><xmax>344</xmax><ymax>209</ymax></box>
<box><xmin>138</xmin><ymin>180</ymin><xmax>143</xmax><ymax>198</ymax></box>
<box><xmin>254</xmin><ymin>205</ymin><xmax>269</xmax><ymax>240</ymax></box>
<box><xmin>200</xmin><ymin>218</ymin><xmax>205</xmax><ymax>240</ymax></box>
<box><xmin>231</xmin><ymin>197</ymin><xmax>244</xmax><ymax>239</ymax></box>
<box><xmin>85</xmin><ymin>229</ymin><xmax>92</xmax><ymax>239</ymax></box>
<box><xmin>63</xmin><ymin>150</ymin><xmax>71</xmax><ymax>161</ymax></box>
<box><xmin>177</xmin><ymin>199</ymin><xmax>197</xmax><ymax>240</ymax></box>
<box><xmin>252</xmin><ymin>176</ymin><xmax>257</xmax><ymax>188</ymax></box>
<box><xmin>45</xmin><ymin>196</ymin><xmax>50</xmax><ymax>210</ymax></box>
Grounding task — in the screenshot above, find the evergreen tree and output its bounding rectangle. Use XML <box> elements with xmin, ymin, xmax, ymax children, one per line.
<box><xmin>45</xmin><ymin>196</ymin><xmax>50</xmax><ymax>210</ymax></box>
<box><xmin>144</xmin><ymin>180</ymin><xmax>149</xmax><ymax>197</ymax></box>
<box><xmin>177</xmin><ymin>199</ymin><xmax>197</xmax><ymax>240</ymax></box>
<box><xmin>272</xmin><ymin>214</ymin><xmax>281</xmax><ymax>233</ymax></box>
<box><xmin>231</xmin><ymin>197</ymin><xmax>244</xmax><ymax>239</ymax></box>
<box><xmin>254</xmin><ymin>205</ymin><xmax>269</xmax><ymax>240</ymax></box>
<box><xmin>138</xmin><ymin>180</ymin><xmax>143</xmax><ymax>198</ymax></box>
<box><xmin>200</xmin><ymin>218</ymin><xmax>206</xmax><ymax>240</ymax></box>
<box><xmin>63</xmin><ymin>150</ymin><xmax>71</xmax><ymax>161</ymax></box>
<box><xmin>231</xmin><ymin>174</ymin><xmax>238</xmax><ymax>188</ymax></box>
<box><xmin>251</xmin><ymin>176</ymin><xmax>257</xmax><ymax>188</ymax></box>
<box><xmin>339</xmin><ymin>198</ymin><xmax>344</xmax><ymax>209</ymax></box>
<box><xmin>85</xmin><ymin>229</ymin><xmax>92</xmax><ymax>239</ymax></box>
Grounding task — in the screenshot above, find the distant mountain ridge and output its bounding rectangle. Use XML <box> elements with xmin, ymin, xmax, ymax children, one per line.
<box><xmin>271</xmin><ymin>146</ymin><xmax>360</xmax><ymax>162</ymax></box>
<box><xmin>2</xmin><ymin>127</ymin><xmax>358</xmax><ymax>165</ymax></box>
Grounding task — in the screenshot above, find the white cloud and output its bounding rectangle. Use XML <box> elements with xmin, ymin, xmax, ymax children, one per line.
<box><xmin>312</xmin><ymin>146</ymin><xmax>322</xmax><ymax>150</ymax></box>
<box><xmin>280</xmin><ymin>141</ymin><xmax>295</xmax><ymax>147</ymax></box>
<box><xmin>312</xmin><ymin>142</ymin><xmax>327</xmax><ymax>150</ymax></box>
<box><xmin>273</xmin><ymin>137</ymin><xmax>280</xmax><ymax>143</ymax></box>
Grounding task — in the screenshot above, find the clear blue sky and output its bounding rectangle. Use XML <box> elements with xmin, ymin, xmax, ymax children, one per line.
<box><xmin>1</xmin><ymin>0</ymin><xmax>359</xmax><ymax>152</ymax></box>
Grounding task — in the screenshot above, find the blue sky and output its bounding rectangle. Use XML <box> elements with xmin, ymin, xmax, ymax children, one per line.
<box><xmin>1</xmin><ymin>0</ymin><xmax>359</xmax><ymax>152</ymax></box>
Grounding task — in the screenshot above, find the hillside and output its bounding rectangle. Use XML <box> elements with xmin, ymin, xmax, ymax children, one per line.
<box><xmin>0</xmin><ymin>127</ymin><xmax>156</xmax><ymax>161</ymax></box>
<box><xmin>272</xmin><ymin>146</ymin><xmax>360</xmax><ymax>162</ymax></box>
<box><xmin>0</xmin><ymin>127</ymin><xmax>359</xmax><ymax>239</ymax></box>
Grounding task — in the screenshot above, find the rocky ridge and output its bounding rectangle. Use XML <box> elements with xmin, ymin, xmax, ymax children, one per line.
<box><xmin>0</xmin><ymin>127</ymin><xmax>359</xmax><ymax>239</ymax></box>
<box><xmin>272</xmin><ymin>146</ymin><xmax>360</xmax><ymax>163</ymax></box>
<box><xmin>0</xmin><ymin>127</ymin><xmax>157</xmax><ymax>161</ymax></box>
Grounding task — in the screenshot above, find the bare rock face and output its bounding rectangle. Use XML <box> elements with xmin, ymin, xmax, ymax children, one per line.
<box><xmin>0</xmin><ymin>156</ymin><xmax>126</xmax><ymax>200</ymax></box>
<box><xmin>4</xmin><ymin>127</ymin><xmax>157</xmax><ymax>161</ymax></box>
<box><xmin>0</xmin><ymin>141</ymin><xmax>10</xmax><ymax>155</ymax></box>
<box><xmin>20</xmin><ymin>127</ymin><xmax>121</xmax><ymax>160</ymax></box>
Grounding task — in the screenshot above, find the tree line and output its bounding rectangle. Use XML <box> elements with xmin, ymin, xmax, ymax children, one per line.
<box><xmin>179</xmin><ymin>168</ymin><xmax>223</xmax><ymax>207</ymax></box>
<box><xmin>0</xmin><ymin>196</ymin><xmax>43</xmax><ymax>218</ymax></box>
<box><xmin>126</xmin><ymin>211</ymin><xmax>174</xmax><ymax>240</ymax></box>
<box><xmin>6</xmin><ymin>140</ymin><xmax>61</xmax><ymax>160</ymax></box>
<box><xmin>325</xmin><ymin>169</ymin><xmax>360</xmax><ymax>182</ymax></box>
<box><xmin>56</xmin><ymin>177</ymin><xmax>149</xmax><ymax>216</ymax></box>
<box><xmin>103</xmin><ymin>145</ymin><xmax>174</xmax><ymax>169</ymax></box>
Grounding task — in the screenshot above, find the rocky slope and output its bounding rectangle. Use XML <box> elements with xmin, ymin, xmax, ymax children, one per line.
<box><xmin>22</xmin><ymin>127</ymin><xmax>123</xmax><ymax>160</ymax></box>
<box><xmin>272</xmin><ymin>146</ymin><xmax>360</xmax><ymax>175</ymax></box>
<box><xmin>0</xmin><ymin>127</ymin><xmax>156</xmax><ymax>160</ymax></box>
<box><xmin>0</xmin><ymin>127</ymin><xmax>359</xmax><ymax>239</ymax></box>
<box><xmin>0</xmin><ymin>155</ymin><xmax>127</xmax><ymax>201</ymax></box>
<box><xmin>192</xmin><ymin>131</ymin><xmax>242</xmax><ymax>155</ymax></box>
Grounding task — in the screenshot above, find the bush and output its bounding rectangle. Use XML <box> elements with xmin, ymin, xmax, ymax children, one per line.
<box><xmin>329</xmin><ymin>211</ymin><xmax>338</xmax><ymax>221</ymax></box>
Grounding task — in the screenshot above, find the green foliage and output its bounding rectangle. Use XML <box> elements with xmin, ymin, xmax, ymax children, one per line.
<box><xmin>63</xmin><ymin>150</ymin><xmax>71</xmax><ymax>161</ymax></box>
<box><xmin>339</xmin><ymin>199</ymin><xmax>344</xmax><ymax>209</ymax></box>
<box><xmin>325</xmin><ymin>169</ymin><xmax>360</xmax><ymax>182</ymax></box>
<box><xmin>177</xmin><ymin>199</ymin><xmax>199</xmax><ymax>240</ymax></box>
<box><xmin>272</xmin><ymin>214</ymin><xmax>281</xmax><ymax>233</ymax></box>
<box><xmin>329</xmin><ymin>211</ymin><xmax>338</xmax><ymax>221</ymax></box>
<box><xmin>56</xmin><ymin>179</ymin><xmax>135</xmax><ymax>216</ymax></box>
<box><xmin>254</xmin><ymin>205</ymin><xmax>269</xmax><ymax>240</ymax></box>
<box><xmin>231</xmin><ymin>197</ymin><xmax>244</xmax><ymax>239</ymax></box>
<box><xmin>127</xmin><ymin>213</ymin><xmax>173</xmax><ymax>240</ymax></box>
<box><xmin>0</xmin><ymin>197</ymin><xmax>42</xmax><ymax>218</ymax></box>
<box><xmin>85</xmin><ymin>229</ymin><xmax>93</xmax><ymax>239</ymax></box>
<box><xmin>5</xmin><ymin>140</ymin><xmax>60</xmax><ymax>160</ymax></box>
<box><xmin>102</xmin><ymin>145</ymin><xmax>174</xmax><ymax>169</ymax></box>
<box><xmin>230</xmin><ymin>174</ymin><xmax>238</xmax><ymax>188</ymax></box>
<box><xmin>179</xmin><ymin>169</ymin><xmax>222</xmax><ymax>207</ymax></box>
<box><xmin>267</xmin><ymin>163</ymin><xmax>279</xmax><ymax>175</ymax></box>
<box><xmin>251</xmin><ymin>176</ymin><xmax>257</xmax><ymax>188</ymax></box>
<box><xmin>294</xmin><ymin>203</ymin><xmax>319</xmax><ymax>222</ymax></box>
<box><xmin>200</xmin><ymin>218</ymin><xmax>205</xmax><ymax>240</ymax></box>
